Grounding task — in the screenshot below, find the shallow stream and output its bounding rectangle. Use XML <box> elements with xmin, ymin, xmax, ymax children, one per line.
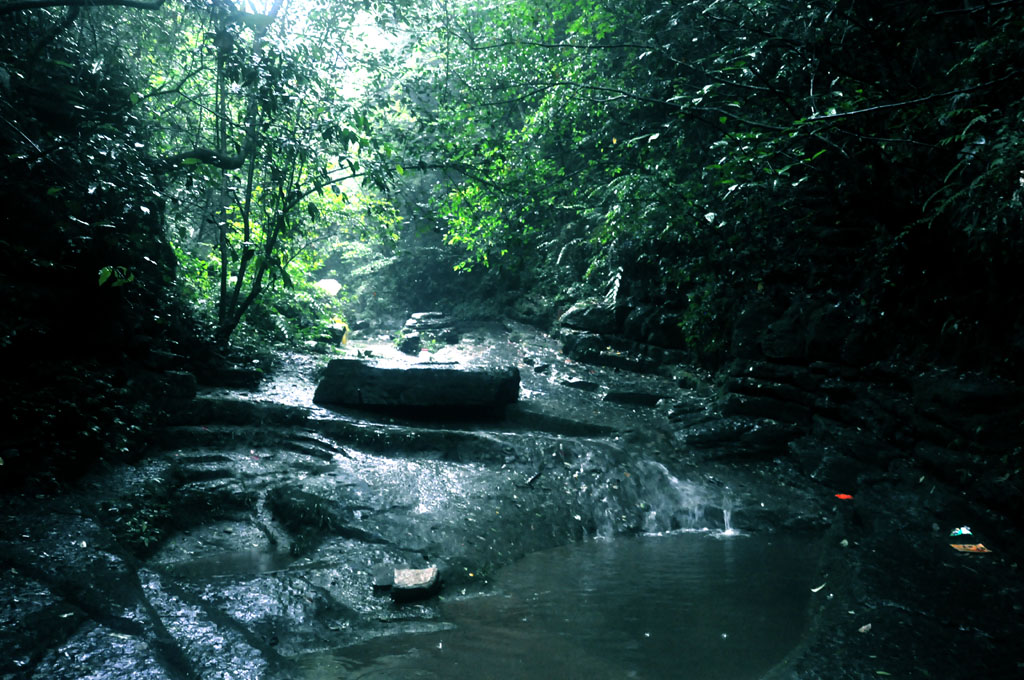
<box><xmin>294</xmin><ymin>531</ymin><xmax>821</xmax><ymax>680</ymax></box>
<box><xmin>0</xmin><ymin>323</ymin><xmax>837</xmax><ymax>680</ymax></box>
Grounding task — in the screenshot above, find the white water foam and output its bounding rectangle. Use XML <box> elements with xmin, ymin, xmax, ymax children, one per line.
<box><xmin>580</xmin><ymin>456</ymin><xmax>740</xmax><ymax>538</ymax></box>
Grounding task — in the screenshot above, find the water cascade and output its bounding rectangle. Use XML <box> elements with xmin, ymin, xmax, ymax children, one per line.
<box><xmin>563</xmin><ymin>441</ymin><xmax>735</xmax><ymax>538</ymax></box>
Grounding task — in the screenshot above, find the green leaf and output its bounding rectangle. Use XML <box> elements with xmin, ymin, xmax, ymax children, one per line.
<box><xmin>98</xmin><ymin>266</ymin><xmax>113</xmax><ymax>287</ymax></box>
<box><xmin>47</xmin><ymin>186</ymin><xmax>64</xmax><ymax>196</ymax></box>
<box><xmin>181</xmin><ymin>157</ymin><xmax>201</xmax><ymax>165</ymax></box>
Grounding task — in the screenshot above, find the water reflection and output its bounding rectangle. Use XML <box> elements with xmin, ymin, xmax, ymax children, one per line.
<box><xmin>161</xmin><ymin>549</ymin><xmax>296</xmax><ymax>579</ymax></box>
<box><xmin>294</xmin><ymin>532</ymin><xmax>820</xmax><ymax>680</ymax></box>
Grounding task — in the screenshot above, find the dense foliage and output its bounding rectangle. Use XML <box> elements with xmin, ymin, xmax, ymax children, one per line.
<box><xmin>0</xmin><ymin>0</ymin><xmax>410</xmax><ymax>484</ymax></box>
<box><xmin>1</xmin><ymin>0</ymin><xmax>1023</xmax><ymax>483</ymax></box>
<box><xmin>393</xmin><ymin>0</ymin><xmax>1024</xmax><ymax>371</ymax></box>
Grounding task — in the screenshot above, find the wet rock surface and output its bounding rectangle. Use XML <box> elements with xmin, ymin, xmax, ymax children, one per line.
<box><xmin>313</xmin><ymin>358</ymin><xmax>520</xmax><ymax>410</ymax></box>
<box><xmin>2</xmin><ymin>320</ymin><xmax>1023</xmax><ymax>679</ymax></box>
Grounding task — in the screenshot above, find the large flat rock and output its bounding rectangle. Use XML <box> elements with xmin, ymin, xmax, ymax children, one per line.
<box><xmin>313</xmin><ymin>358</ymin><xmax>520</xmax><ymax>409</ymax></box>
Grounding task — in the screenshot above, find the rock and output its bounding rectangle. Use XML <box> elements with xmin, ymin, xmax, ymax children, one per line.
<box><xmin>560</xmin><ymin>329</ymin><xmax>605</xmax><ymax>360</ymax></box>
<box><xmin>805</xmin><ymin>304</ymin><xmax>856</xmax><ymax>363</ymax></box>
<box><xmin>0</xmin><ymin>568</ymin><xmax>85</xmax><ymax>673</ymax></box>
<box><xmin>558</xmin><ymin>299</ymin><xmax>617</xmax><ymax>334</ymax></box>
<box><xmin>730</xmin><ymin>360</ymin><xmax>822</xmax><ymax>392</ymax></box>
<box><xmin>143</xmin><ymin>348</ymin><xmax>186</xmax><ymax>371</ymax></box>
<box><xmin>561</xmin><ymin>330</ymin><xmax>660</xmax><ymax>373</ymax></box>
<box><xmin>265</xmin><ymin>484</ymin><xmax>389</xmax><ymax>548</ymax></box>
<box><xmin>405</xmin><ymin>311</ymin><xmax>448</xmax><ymax>329</ymax></box>
<box><xmin>761</xmin><ymin>302</ymin><xmax>808</xmax><ymax>361</ymax></box>
<box><xmin>678</xmin><ymin>418</ymin><xmax>751</xmax><ymax>449</ymax></box>
<box><xmin>371</xmin><ymin>564</ymin><xmax>394</xmax><ymax>590</ymax></box>
<box><xmin>133</xmin><ymin>370</ymin><xmax>197</xmax><ymax>411</ymax></box>
<box><xmin>667</xmin><ymin>399</ymin><xmax>706</xmax><ymax>423</ymax></box>
<box><xmin>720</xmin><ymin>393</ymin><xmax>811</xmax><ymax>424</ymax></box>
<box><xmin>723</xmin><ymin>376</ymin><xmax>816</xmax><ymax>408</ymax></box>
<box><xmin>810</xmin><ymin>451</ymin><xmax>864</xmax><ymax>489</ymax></box>
<box><xmin>730</xmin><ymin>300</ymin><xmax>779</xmax><ymax>359</ymax></box>
<box><xmin>195</xmin><ymin>364</ymin><xmax>264</xmax><ymax>390</ymax></box>
<box><xmin>745</xmin><ymin>299</ymin><xmax>867</xmax><ymax>365</ymax></box>
<box><xmin>680</xmin><ymin>416</ymin><xmax>801</xmax><ymax>458</ymax></box>
<box><xmin>162</xmin><ymin>370</ymin><xmax>198</xmax><ymax>399</ymax></box>
<box><xmin>313</xmin><ymin>358</ymin><xmax>520</xmax><ymax>410</ymax></box>
<box><xmin>642</xmin><ymin>312</ymin><xmax>685</xmax><ymax>349</ymax></box>
<box><xmin>622</xmin><ymin>305</ymin><xmax>654</xmax><ymax>340</ymax></box>
<box><xmin>603</xmin><ymin>391</ymin><xmax>664</xmax><ymax>408</ymax></box>
<box><xmin>910</xmin><ymin>369</ymin><xmax>1024</xmax><ymax>450</ymax></box>
<box><xmin>787</xmin><ymin>435</ymin><xmax>826</xmax><ymax>475</ymax></box>
<box><xmin>503</xmin><ymin>401</ymin><xmax>619</xmax><ymax>437</ymax></box>
<box><xmin>140</xmin><ymin>570</ymin><xmax>270</xmax><ymax>677</ymax></box>
<box><xmin>326</xmin><ymin>322</ymin><xmax>349</xmax><ymax>344</ymax></box>
<box><xmin>561</xmin><ymin>377</ymin><xmax>600</xmax><ymax>391</ymax></box>
<box><xmin>736</xmin><ymin>419</ymin><xmax>803</xmax><ymax>456</ymax></box>
<box><xmin>398</xmin><ymin>331</ymin><xmax>422</xmax><ymax>355</ymax></box>
<box><xmin>404</xmin><ymin>311</ymin><xmax>456</xmax><ymax>336</ymax></box>
<box><xmin>509</xmin><ymin>295</ymin><xmax>557</xmax><ymax>326</ymax></box>
<box><xmin>167</xmin><ymin>395</ymin><xmax>308</xmax><ymax>427</ymax></box>
<box><xmin>912</xmin><ymin>369</ymin><xmax>1022</xmax><ymax>414</ymax></box>
<box><xmin>390</xmin><ymin>566</ymin><xmax>441</xmax><ymax>602</ymax></box>
<box><xmin>402</xmin><ymin>312</ymin><xmax>460</xmax><ymax>345</ymax></box>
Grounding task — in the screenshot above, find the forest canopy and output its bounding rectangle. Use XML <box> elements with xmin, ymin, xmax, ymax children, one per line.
<box><xmin>1</xmin><ymin>0</ymin><xmax>1022</xmax><ymax>371</ymax></box>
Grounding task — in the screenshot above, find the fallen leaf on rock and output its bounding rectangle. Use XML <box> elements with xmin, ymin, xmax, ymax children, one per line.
<box><xmin>858</xmin><ymin>623</ymin><xmax>872</xmax><ymax>634</ymax></box>
<box><xmin>950</xmin><ymin>543</ymin><xmax>992</xmax><ymax>553</ymax></box>
<box><xmin>834</xmin><ymin>493</ymin><xmax>854</xmax><ymax>500</ymax></box>
<box><xmin>810</xmin><ymin>583</ymin><xmax>826</xmax><ymax>593</ymax></box>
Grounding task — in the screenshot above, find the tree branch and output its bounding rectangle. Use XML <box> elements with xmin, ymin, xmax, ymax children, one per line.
<box><xmin>515</xmin><ymin>80</ymin><xmax>677</xmax><ymax>107</ymax></box>
<box><xmin>468</xmin><ymin>39</ymin><xmax>651</xmax><ymax>52</ymax></box>
<box><xmin>929</xmin><ymin>0</ymin><xmax>1022</xmax><ymax>17</ymax></box>
<box><xmin>411</xmin><ymin>161</ymin><xmax>514</xmax><ymax>194</ymax></box>
<box><xmin>26</xmin><ymin>5</ymin><xmax>79</xmax><ymax>60</ymax></box>
<box><xmin>141</xmin><ymin>65</ymin><xmax>207</xmax><ymax>101</ymax></box>
<box><xmin>802</xmin><ymin>71</ymin><xmax>1020</xmax><ymax>122</ymax></box>
<box><xmin>694</xmin><ymin>106</ymin><xmax>789</xmax><ymax>131</ymax></box>
<box><xmin>0</xmin><ymin>0</ymin><xmax>167</xmax><ymax>16</ymax></box>
<box><xmin>283</xmin><ymin>167</ymin><xmax>366</xmax><ymax>212</ymax></box>
<box><xmin>162</xmin><ymin>146</ymin><xmax>248</xmax><ymax>170</ymax></box>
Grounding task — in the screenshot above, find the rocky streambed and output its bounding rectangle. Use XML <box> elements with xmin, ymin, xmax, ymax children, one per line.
<box><xmin>2</xmin><ymin>320</ymin><xmax>1023</xmax><ymax>679</ymax></box>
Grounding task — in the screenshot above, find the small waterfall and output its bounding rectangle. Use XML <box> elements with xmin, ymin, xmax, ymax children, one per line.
<box><xmin>573</xmin><ymin>453</ymin><xmax>733</xmax><ymax>538</ymax></box>
<box><xmin>721</xmin><ymin>508</ymin><xmax>739</xmax><ymax>537</ymax></box>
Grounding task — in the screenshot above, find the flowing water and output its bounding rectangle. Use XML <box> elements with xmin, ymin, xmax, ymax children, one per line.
<box><xmin>293</xmin><ymin>531</ymin><xmax>821</xmax><ymax>680</ymax></box>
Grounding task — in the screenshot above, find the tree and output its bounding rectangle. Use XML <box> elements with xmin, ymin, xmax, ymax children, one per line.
<box><xmin>148</xmin><ymin>0</ymin><xmax>409</xmax><ymax>342</ymax></box>
<box><xmin>387</xmin><ymin>0</ymin><xmax>1024</xmax><ymax>368</ymax></box>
